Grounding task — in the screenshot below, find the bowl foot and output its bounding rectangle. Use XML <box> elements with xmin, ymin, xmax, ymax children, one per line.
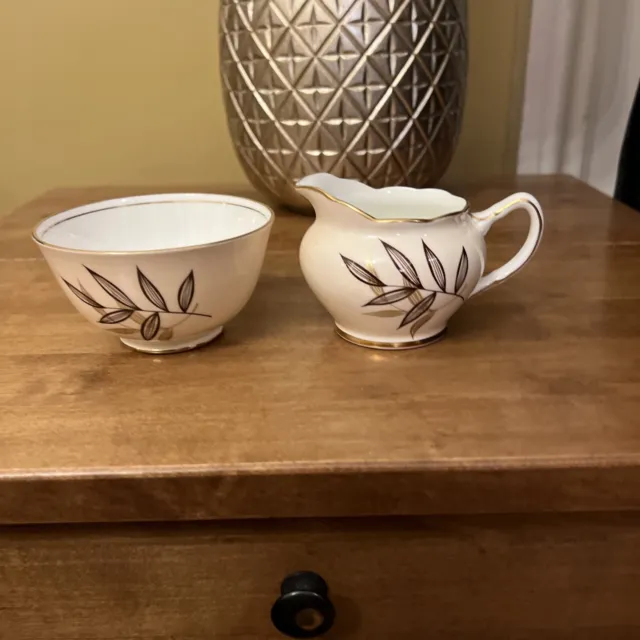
<box><xmin>335</xmin><ymin>325</ymin><xmax>447</xmax><ymax>350</ymax></box>
<box><xmin>121</xmin><ymin>326</ymin><xmax>223</xmax><ymax>354</ymax></box>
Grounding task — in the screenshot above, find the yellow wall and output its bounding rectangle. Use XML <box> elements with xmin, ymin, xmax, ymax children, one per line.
<box><xmin>0</xmin><ymin>0</ymin><xmax>530</xmax><ymax>217</ymax></box>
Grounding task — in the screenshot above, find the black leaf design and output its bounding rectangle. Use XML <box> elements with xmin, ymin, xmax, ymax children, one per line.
<box><xmin>85</xmin><ymin>267</ymin><xmax>139</xmax><ymax>309</ymax></box>
<box><xmin>141</xmin><ymin>312</ymin><xmax>161</xmax><ymax>341</ymax></box>
<box><xmin>422</xmin><ymin>241</ymin><xmax>446</xmax><ymax>291</ymax></box>
<box><xmin>410</xmin><ymin>310</ymin><xmax>435</xmax><ymax>338</ymax></box>
<box><xmin>177</xmin><ymin>270</ymin><xmax>195</xmax><ymax>313</ymax></box>
<box><xmin>381</xmin><ymin>240</ymin><xmax>421</xmax><ymax>288</ymax></box>
<box><xmin>408</xmin><ymin>289</ymin><xmax>423</xmax><ymax>306</ymax></box>
<box><xmin>63</xmin><ymin>279</ymin><xmax>104</xmax><ymax>309</ymax></box>
<box><xmin>364</xmin><ymin>287</ymin><xmax>416</xmax><ymax>306</ymax></box>
<box><xmin>455</xmin><ymin>247</ymin><xmax>469</xmax><ymax>294</ymax></box>
<box><xmin>98</xmin><ymin>309</ymin><xmax>135</xmax><ymax>324</ymax></box>
<box><xmin>364</xmin><ymin>309</ymin><xmax>405</xmax><ymax>318</ymax></box>
<box><xmin>137</xmin><ymin>268</ymin><xmax>168</xmax><ymax>311</ymax></box>
<box><xmin>399</xmin><ymin>292</ymin><xmax>436</xmax><ymax>328</ymax></box>
<box><xmin>341</xmin><ymin>255</ymin><xmax>385</xmax><ymax>287</ymax></box>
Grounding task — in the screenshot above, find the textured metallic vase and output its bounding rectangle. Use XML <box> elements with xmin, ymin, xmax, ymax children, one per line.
<box><xmin>220</xmin><ymin>0</ymin><xmax>467</xmax><ymax>209</ymax></box>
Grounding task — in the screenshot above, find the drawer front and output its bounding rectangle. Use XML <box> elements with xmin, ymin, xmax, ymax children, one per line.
<box><xmin>2</xmin><ymin>514</ymin><xmax>640</xmax><ymax>639</ymax></box>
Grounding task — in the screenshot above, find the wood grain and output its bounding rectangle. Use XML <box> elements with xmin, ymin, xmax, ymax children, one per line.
<box><xmin>3</xmin><ymin>513</ymin><xmax>640</xmax><ymax>639</ymax></box>
<box><xmin>1</xmin><ymin>176</ymin><xmax>640</xmax><ymax>524</ymax></box>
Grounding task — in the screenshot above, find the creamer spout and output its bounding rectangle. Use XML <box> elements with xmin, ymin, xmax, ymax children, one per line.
<box><xmin>295</xmin><ymin>173</ymin><xmax>343</xmax><ymax>200</ymax></box>
<box><xmin>296</xmin><ymin>174</ymin><xmax>344</xmax><ymax>217</ymax></box>
<box><xmin>295</xmin><ymin>174</ymin><xmax>371</xmax><ymax>223</ymax></box>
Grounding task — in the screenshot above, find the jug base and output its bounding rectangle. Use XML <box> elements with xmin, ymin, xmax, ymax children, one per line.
<box><xmin>121</xmin><ymin>326</ymin><xmax>223</xmax><ymax>354</ymax></box>
<box><xmin>335</xmin><ymin>325</ymin><xmax>447</xmax><ymax>350</ymax></box>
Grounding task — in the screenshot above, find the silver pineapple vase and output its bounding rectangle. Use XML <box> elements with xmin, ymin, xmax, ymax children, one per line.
<box><xmin>220</xmin><ymin>0</ymin><xmax>467</xmax><ymax>209</ymax></box>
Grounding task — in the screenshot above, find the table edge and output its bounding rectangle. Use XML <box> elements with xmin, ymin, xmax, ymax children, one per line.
<box><xmin>2</xmin><ymin>459</ymin><xmax>640</xmax><ymax>525</ymax></box>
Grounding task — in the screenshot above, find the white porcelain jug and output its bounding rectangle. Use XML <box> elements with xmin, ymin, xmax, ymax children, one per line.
<box><xmin>296</xmin><ymin>174</ymin><xmax>544</xmax><ymax>349</ymax></box>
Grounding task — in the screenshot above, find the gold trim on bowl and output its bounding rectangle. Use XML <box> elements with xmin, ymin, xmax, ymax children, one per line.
<box><xmin>335</xmin><ymin>325</ymin><xmax>447</xmax><ymax>350</ymax></box>
<box><xmin>32</xmin><ymin>196</ymin><xmax>275</xmax><ymax>256</ymax></box>
<box><xmin>296</xmin><ymin>185</ymin><xmax>469</xmax><ymax>224</ymax></box>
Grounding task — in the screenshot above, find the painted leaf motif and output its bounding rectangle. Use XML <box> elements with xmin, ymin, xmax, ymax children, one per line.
<box><xmin>137</xmin><ymin>268</ymin><xmax>169</xmax><ymax>311</ymax></box>
<box><xmin>85</xmin><ymin>267</ymin><xmax>138</xmax><ymax>309</ymax></box>
<box><xmin>141</xmin><ymin>312</ymin><xmax>161</xmax><ymax>341</ymax></box>
<box><xmin>341</xmin><ymin>255</ymin><xmax>385</xmax><ymax>287</ymax></box>
<box><xmin>364</xmin><ymin>309</ymin><xmax>405</xmax><ymax>318</ymax></box>
<box><xmin>99</xmin><ymin>309</ymin><xmax>135</xmax><ymax>324</ymax></box>
<box><xmin>422</xmin><ymin>241</ymin><xmax>446</xmax><ymax>291</ymax></box>
<box><xmin>63</xmin><ymin>279</ymin><xmax>103</xmax><ymax>308</ymax></box>
<box><xmin>178</xmin><ymin>270</ymin><xmax>195</xmax><ymax>313</ymax></box>
<box><xmin>367</xmin><ymin>262</ymin><xmax>384</xmax><ymax>295</ymax></box>
<box><xmin>364</xmin><ymin>287</ymin><xmax>416</xmax><ymax>306</ymax></box>
<box><xmin>408</xmin><ymin>289</ymin><xmax>423</xmax><ymax>306</ymax></box>
<box><xmin>455</xmin><ymin>247</ymin><xmax>469</xmax><ymax>294</ymax></box>
<box><xmin>399</xmin><ymin>292</ymin><xmax>436</xmax><ymax>328</ymax></box>
<box><xmin>410</xmin><ymin>310</ymin><xmax>435</xmax><ymax>338</ymax></box>
<box><xmin>381</xmin><ymin>241</ymin><xmax>421</xmax><ymax>288</ymax></box>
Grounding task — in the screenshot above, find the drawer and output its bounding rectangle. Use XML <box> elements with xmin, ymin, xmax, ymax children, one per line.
<box><xmin>2</xmin><ymin>513</ymin><xmax>640</xmax><ymax>639</ymax></box>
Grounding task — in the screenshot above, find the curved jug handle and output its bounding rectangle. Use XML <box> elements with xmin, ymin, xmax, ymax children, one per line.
<box><xmin>470</xmin><ymin>192</ymin><xmax>544</xmax><ymax>297</ymax></box>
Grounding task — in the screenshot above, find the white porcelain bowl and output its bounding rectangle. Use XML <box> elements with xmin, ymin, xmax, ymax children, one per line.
<box><xmin>33</xmin><ymin>193</ymin><xmax>274</xmax><ymax>353</ymax></box>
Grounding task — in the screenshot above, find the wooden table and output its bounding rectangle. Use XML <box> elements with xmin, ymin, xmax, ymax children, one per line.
<box><xmin>2</xmin><ymin>176</ymin><xmax>640</xmax><ymax>639</ymax></box>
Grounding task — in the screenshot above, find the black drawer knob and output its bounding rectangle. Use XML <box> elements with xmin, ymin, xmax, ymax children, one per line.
<box><xmin>271</xmin><ymin>571</ymin><xmax>336</xmax><ymax>638</ymax></box>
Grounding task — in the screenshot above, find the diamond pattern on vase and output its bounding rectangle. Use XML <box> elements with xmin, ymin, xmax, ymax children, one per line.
<box><xmin>220</xmin><ymin>0</ymin><xmax>467</xmax><ymax>208</ymax></box>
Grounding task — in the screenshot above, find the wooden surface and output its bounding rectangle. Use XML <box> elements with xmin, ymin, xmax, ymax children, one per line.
<box><xmin>1</xmin><ymin>176</ymin><xmax>640</xmax><ymax>524</ymax></box>
<box><xmin>4</xmin><ymin>513</ymin><xmax>640</xmax><ymax>639</ymax></box>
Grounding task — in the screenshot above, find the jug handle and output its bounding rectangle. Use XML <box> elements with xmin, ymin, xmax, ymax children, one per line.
<box><xmin>469</xmin><ymin>192</ymin><xmax>544</xmax><ymax>297</ymax></box>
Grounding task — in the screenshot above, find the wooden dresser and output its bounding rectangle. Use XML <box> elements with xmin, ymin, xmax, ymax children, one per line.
<box><xmin>2</xmin><ymin>176</ymin><xmax>640</xmax><ymax>639</ymax></box>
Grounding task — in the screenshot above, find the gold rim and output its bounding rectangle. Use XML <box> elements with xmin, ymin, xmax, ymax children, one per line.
<box><xmin>32</xmin><ymin>195</ymin><xmax>275</xmax><ymax>256</ymax></box>
<box><xmin>335</xmin><ymin>325</ymin><xmax>447</xmax><ymax>349</ymax></box>
<box><xmin>296</xmin><ymin>184</ymin><xmax>469</xmax><ymax>224</ymax></box>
